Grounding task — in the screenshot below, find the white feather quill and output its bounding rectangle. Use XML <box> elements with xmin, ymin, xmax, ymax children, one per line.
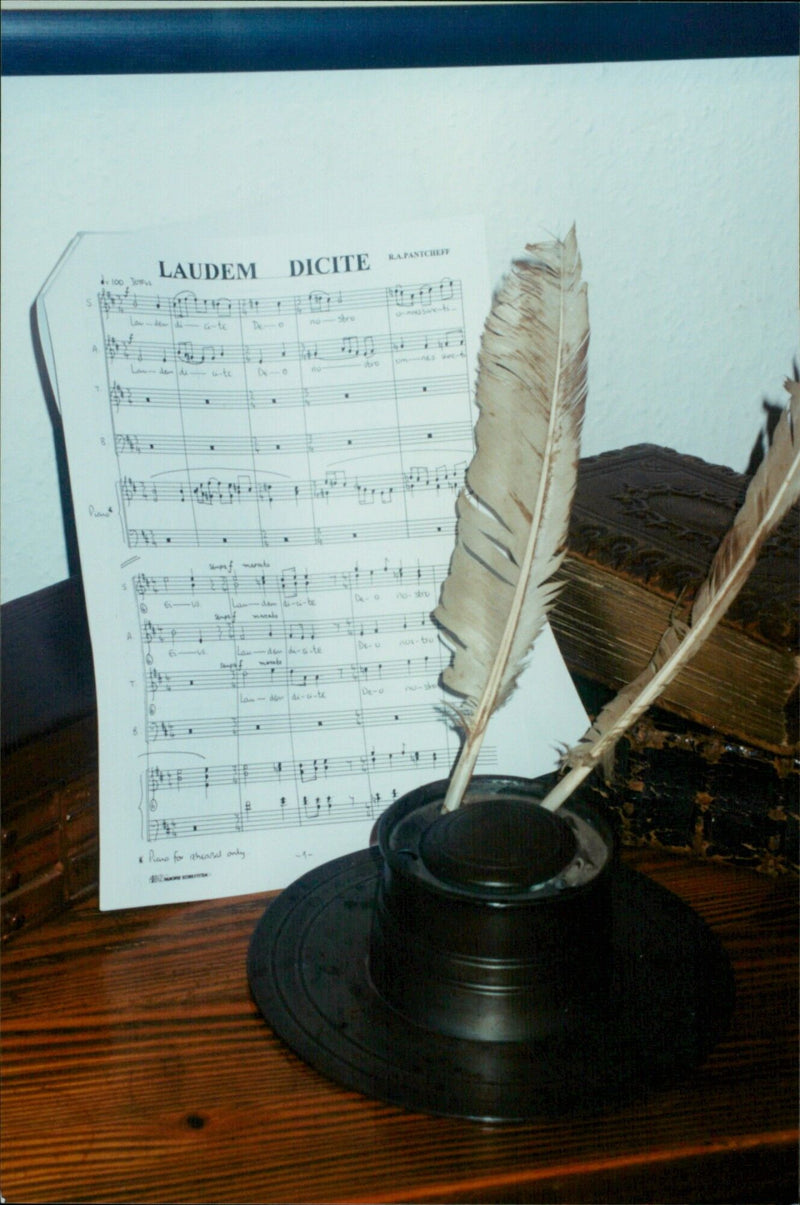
<box><xmin>434</xmin><ymin>228</ymin><xmax>589</xmax><ymax>812</ymax></box>
<box><xmin>540</xmin><ymin>377</ymin><xmax>800</xmax><ymax>813</ymax></box>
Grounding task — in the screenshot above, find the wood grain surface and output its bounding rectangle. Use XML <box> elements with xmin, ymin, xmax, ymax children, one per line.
<box><xmin>1</xmin><ymin>849</ymin><xmax>797</xmax><ymax>1205</ymax></box>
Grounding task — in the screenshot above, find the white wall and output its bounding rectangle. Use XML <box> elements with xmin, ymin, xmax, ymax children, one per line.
<box><xmin>2</xmin><ymin>55</ymin><xmax>797</xmax><ymax>602</ymax></box>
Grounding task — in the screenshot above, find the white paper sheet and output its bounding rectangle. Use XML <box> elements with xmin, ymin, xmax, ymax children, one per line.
<box><xmin>35</xmin><ymin>217</ymin><xmax>588</xmax><ymax>909</ymax></box>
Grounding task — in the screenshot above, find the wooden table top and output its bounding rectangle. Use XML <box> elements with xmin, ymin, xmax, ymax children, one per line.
<box><xmin>2</xmin><ymin>848</ymin><xmax>797</xmax><ymax>1204</ymax></box>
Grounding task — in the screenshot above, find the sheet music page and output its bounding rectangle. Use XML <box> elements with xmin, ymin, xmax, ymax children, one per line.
<box><xmin>36</xmin><ymin>218</ymin><xmax>588</xmax><ymax>910</ymax></box>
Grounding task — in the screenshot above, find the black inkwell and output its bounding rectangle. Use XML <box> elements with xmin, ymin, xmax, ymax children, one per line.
<box><xmin>248</xmin><ymin>775</ymin><xmax>733</xmax><ymax>1120</ymax></box>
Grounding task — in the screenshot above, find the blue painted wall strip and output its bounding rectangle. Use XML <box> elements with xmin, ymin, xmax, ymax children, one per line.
<box><xmin>2</xmin><ymin>4</ymin><xmax>797</xmax><ymax>77</ymax></box>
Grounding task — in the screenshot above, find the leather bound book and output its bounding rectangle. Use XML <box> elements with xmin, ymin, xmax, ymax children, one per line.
<box><xmin>552</xmin><ymin>444</ymin><xmax>799</xmax><ymax>755</ymax></box>
<box><xmin>573</xmin><ymin>677</ymin><xmax>798</xmax><ymax>877</ymax></box>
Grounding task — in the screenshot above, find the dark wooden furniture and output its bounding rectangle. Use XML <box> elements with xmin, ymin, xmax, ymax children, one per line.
<box><xmin>2</xmin><ymin>580</ymin><xmax>798</xmax><ymax>1203</ymax></box>
<box><xmin>2</xmin><ymin>838</ymin><xmax>797</xmax><ymax>1203</ymax></box>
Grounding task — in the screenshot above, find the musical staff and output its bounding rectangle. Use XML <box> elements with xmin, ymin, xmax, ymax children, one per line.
<box><xmin>114</xmin><ymin>420</ymin><xmax>472</xmax><ymax>459</ymax></box>
<box><xmin>105</xmin><ymin>326</ymin><xmax>464</xmax><ymax>368</ymax></box>
<box><xmin>146</xmin><ymin>654</ymin><xmax>437</xmax><ymax>694</ymax></box>
<box><xmin>146</xmin><ymin>702</ymin><xmax>442</xmax><ymax>743</ymax></box>
<box><xmin>141</xmin><ymin>608</ymin><xmax>431</xmax><ymax>646</ymax></box>
<box><xmin>120</xmin><ymin>462</ymin><xmax>464</xmax><ymax>508</ymax></box>
<box><xmin>134</xmin><ymin>561</ymin><xmax>445</xmax><ymax>598</ymax></box>
<box><xmin>110</xmin><ymin>373</ymin><xmax>465</xmax><ymax>412</ymax></box>
<box><xmin>99</xmin><ymin>277</ymin><xmax>462</xmax><ymax>320</ymax></box>
<box><xmin>145</xmin><ymin>792</ymin><xmax>384</xmax><ymax>839</ymax></box>
<box><xmin>127</xmin><ymin>516</ymin><xmax>456</xmax><ymax>549</ymax></box>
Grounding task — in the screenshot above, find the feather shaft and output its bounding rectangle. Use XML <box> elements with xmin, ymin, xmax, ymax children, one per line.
<box><xmin>435</xmin><ymin>230</ymin><xmax>588</xmax><ymax>812</ymax></box>
<box><xmin>540</xmin><ymin>379</ymin><xmax>800</xmax><ymax>813</ymax></box>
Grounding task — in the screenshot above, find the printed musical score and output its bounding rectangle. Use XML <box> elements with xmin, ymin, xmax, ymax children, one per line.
<box><xmin>37</xmin><ymin>219</ymin><xmax>587</xmax><ymax>909</ymax></box>
<box><xmin>91</xmin><ymin>244</ymin><xmax>483</xmax><ymax>880</ymax></box>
